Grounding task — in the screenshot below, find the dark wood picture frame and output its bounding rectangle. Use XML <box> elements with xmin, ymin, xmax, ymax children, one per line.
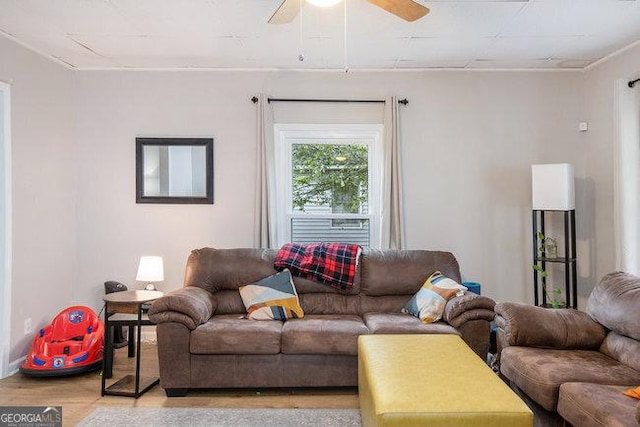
<box><xmin>136</xmin><ymin>137</ymin><xmax>214</xmax><ymax>204</ymax></box>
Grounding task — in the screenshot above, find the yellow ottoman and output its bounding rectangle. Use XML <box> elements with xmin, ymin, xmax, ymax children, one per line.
<box><xmin>358</xmin><ymin>335</ymin><xmax>533</xmax><ymax>427</ymax></box>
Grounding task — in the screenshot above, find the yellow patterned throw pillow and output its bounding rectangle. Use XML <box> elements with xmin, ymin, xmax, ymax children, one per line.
<box><xmin>402</xmin><ymin>271</ymin><xmax>467</xmax><ymax>323</ymax></box>
<box><xmin>239</xmin><ymin>269</ymin><xmax>304</xmax><ymax>320</ymax></box>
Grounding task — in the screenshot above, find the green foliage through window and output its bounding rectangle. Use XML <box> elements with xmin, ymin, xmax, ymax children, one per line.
<box><xmin>292</xmin><ymin>143</ymin><xmax>368</xmax><ymax>212</ymax></box>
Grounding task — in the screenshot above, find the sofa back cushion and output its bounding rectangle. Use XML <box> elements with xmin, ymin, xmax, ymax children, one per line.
<box><xmin>599</xmin><ymin>332</ymin><xmax>640</xmax><ymax>372</ymax></box>
<box><xmin>185</xmin><ymin>247</ymin><xmax>362</xmax><ymax>315</ymax></box>
<box><xmin>291</xmin><ymin>272</ymin><xmax>361</xmax><ymax>295</ymax></box>
<box><xmin>359</xmin><ymin>250</ymin><xmax>461</xmax><ymax>298</ymax></box>
<box><xmin>184</xmin><ymin>248</ymin><xmax>276</xmax><ymax>293</ymax></box>
<box><xmin>185</xmin><ymin>248</ymin><xmax>361</xmax><ymax>295</ymax></box>
<box><xmin>360</xmin><ymin>295</ymin><xmax>410</xmax><ymax>314</ymax></box>
<box><xmin>214</xmin><ymin>290</ymin><xmax>246</xmax><ymax>314</ymax></box>
<box><xmin>587</xmin><ymin>271</ymin><xmax>640</xmax><ymax>341</ymax></box>
<box><xmin>299</xmin><ymin>294</ymin><xmax>360</xmax><ymax>315</ymax></box>
<box><xmin>184</xmin><ymin>247</ymin><xmax>461</xmax><ymax>316</ymax></box>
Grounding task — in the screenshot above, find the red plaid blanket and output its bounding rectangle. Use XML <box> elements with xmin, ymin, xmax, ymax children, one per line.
<box><xmin>274</xmin><ymin>243</ymin><xmax>361</xmax><ymax>291</ymax></box>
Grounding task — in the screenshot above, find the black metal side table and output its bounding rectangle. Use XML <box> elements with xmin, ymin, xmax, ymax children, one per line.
<box><xmin>101</xmin><ymin>290</ymin><xmax>163</xmax><ymax>398</ymax></box>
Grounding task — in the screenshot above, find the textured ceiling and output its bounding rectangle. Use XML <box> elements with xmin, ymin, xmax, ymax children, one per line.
<box><xmin>1</xmin><ymin>0</ymin><xmax>640</xmax><ymax>70</ymax></box>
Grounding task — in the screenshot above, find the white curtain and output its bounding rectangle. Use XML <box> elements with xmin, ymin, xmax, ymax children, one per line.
<box><xmin>381</xmin><ymin>96</ymin><xmax>405</xmax><ymax>249</ymax></box>
<box><xmin>613</xmin><ymin>79</ymin><xmax>640</xmax><ymax>275</ymax></box>
<box><xmin>254</xmin><ymin>94</ymin><xmax>276</xmax><ymax>248</ymax></box>
<box><xmin>256</xmin><ymin>95</ymin><xmax>404</xmax><ymax>250</ymax></box>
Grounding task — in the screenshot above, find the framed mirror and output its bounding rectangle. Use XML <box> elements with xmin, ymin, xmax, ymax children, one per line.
<box><xmin>136</xmin><ymin>137</ymin><xmax>214</xmax><ymax>204</ymax></box>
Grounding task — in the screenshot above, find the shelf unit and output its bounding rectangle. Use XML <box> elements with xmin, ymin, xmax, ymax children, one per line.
<box><xmin>532</xmin><ymin>209</ymin><xmax>577</xmax><ymax>309</ymax></box>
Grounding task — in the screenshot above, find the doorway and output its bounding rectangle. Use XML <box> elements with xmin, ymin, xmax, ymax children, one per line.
<box><xmin>0</xmin><ymin>81</ymin><xmax>11</xmax><ymax>379</ymax></box>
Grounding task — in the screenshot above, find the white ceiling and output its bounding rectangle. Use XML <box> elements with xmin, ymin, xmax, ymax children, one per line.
<box><xmin>1</xmin><ymin>0</ymin><xmax>640</xmax><ymax>70</ymax></box>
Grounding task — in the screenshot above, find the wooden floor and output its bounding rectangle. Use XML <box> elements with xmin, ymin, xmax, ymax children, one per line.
<box><xmin>0</xmin><ymin>343</ymin><xmax>359</xmax><ymax>425</ymax></box>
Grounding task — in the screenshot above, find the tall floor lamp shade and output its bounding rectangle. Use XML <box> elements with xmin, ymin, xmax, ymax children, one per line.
<box><xmin>531</xmin><ymin>163</ymin><xmax>575</xmax><ymax>211</ymax></box>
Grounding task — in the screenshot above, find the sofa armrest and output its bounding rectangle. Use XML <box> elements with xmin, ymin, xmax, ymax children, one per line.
<box><xmin>443</xmin><ymin>293</ymin><xmax>496</xmax><ymax>328</ymax></box>
<box><xmin>494</xmin><ymin>302</ymin><xmax>606</xmax><ymax>349</ymax></box>
<box><xmin>148</xmin><ymin>287</ymin><xmax>217</xmax><ymax>330</ymax></box>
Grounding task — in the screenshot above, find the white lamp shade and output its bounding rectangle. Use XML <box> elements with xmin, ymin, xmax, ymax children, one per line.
<box><xmin>136</xmin><ymin>256</ymin><xmax>164</xmax><ymax>282</ymax></box>
<box><xmin>531</xmin><ymin>163</ymin><xmax>575</xmax><ymax>211</ymax></box>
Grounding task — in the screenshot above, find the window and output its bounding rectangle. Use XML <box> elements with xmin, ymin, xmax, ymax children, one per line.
<box><xmin>274</xmin><ymin>124</ymin><xmax>383</xmax><ymax>248</ymax></box>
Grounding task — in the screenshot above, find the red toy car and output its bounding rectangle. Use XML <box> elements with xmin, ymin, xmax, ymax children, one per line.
<box><xmin>20</xmin><ymin>306</ymin><xmax>104</xmax><ymax>376</ymax></box>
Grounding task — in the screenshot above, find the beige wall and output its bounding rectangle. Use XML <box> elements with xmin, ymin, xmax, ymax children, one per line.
<box><xmin>581</xmin><ymin>42</ymin><xmax>640</xmax><ymax>307</ymax></box>
<box><xmin>4</xmin><ymin>32</ymin><xmax>639</xmax><ymax>368</ymax></box>
<box><xmin>0</xmin><ymin>37</ymin><xmax>76</xmax><ymax>363</ymax></box>
<box><xmin>73</xmin><ymin>70</ymin><xmax>585</xmax><ymax>308</ymax></box>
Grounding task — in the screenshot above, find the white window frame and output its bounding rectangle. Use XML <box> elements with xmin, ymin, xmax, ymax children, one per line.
<box><xmin>274</xmin><ymin>124</ymin><xmax>383</xmax><ymax>249</ymax></box>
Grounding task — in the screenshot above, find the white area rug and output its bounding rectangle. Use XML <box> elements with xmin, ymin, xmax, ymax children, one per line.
<box><xmin>78</xmin><ymin>407</ymin><xmax>362</xmax><ymax>426</ymax></box>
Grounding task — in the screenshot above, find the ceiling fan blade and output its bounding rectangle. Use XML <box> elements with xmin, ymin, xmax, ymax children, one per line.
<box><xmin>366</xmin><ymin>0</ymin><xmax>429</xmax><ymax>22</ymax></box>
<box><xmin>268</xmin><ymin>0</ymin><xmax>302</xmax><ymax>24</ymax></box>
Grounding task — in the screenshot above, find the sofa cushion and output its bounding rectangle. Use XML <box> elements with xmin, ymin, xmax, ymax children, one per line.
<box><xmin>214</xmin><ymin>290</ymin><xmax>247</xmax><ymax>314</ymax></box>
<box><xmin>281</xmin><ymin>314</ymin><xmax>369</xmax><ymax>356</ymax></box>
<box><xmin>587</xmin><ymin>271</ymin><xmax>640</xmax><ymax>341</ymax></box>
<box><xmin>558</xmin><ymin>382</ymin><xmax>640</xmax><ymax>427</ymax></box>
<box><xmin>501</xmin><ymin>346</ymin><xmax>640</xmax><ymax>411</ymax></box>
<box><xmin>299</xmin><ymin>293</ymin><xmax>360</xmax><ymax>315</ymax></box>
<box><xmin>360</xmin><ymin>250</ymin><xmax>461</xmax><ymax>296</ymax></box>
<box><xmin>190</xmin><ymin>314</ymin><xmax>282</xmax><ymax>355</ymax></box>
<box><xmin>402</xmin><ymin>271</ymin><xmax>466</xmax><ymax>323</ymax></box>
<box><xmin>239</xmin><ymin>270</ymin><xmax>304</xmax><ymax>320</ymax></box>
<box><xmin>184</xmin><ymin>248</ymin><xmax>277</xmax><ymax>293</ymax></box>
<box><xmin>363</xmin><ymin>312</ymin><xmax>459</xmax><ymax>335</ymax></box>
<box><xmin>495</xmin><ymin>303</ymin><xmax>606</xmax><ymax>350</ymax></box>
<box><xmin>600</xmin><ymin>332</ymin><xmax>640</xmax><ymax>372</ymax></box>
<box><xmin>360</xmin><ymin>295</ymin><xmax>410</xmax><ymax>314</ymax></box>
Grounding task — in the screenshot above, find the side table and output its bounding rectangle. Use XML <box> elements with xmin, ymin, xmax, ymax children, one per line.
<box><xmin>101</xmin><ymin>290</ymin><xmax>163</xmax><ymax>398</ymax></box>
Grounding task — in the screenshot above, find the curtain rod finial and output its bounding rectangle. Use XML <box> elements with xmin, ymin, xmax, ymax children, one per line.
<box><xmin>251</xmin><ymin>96</ymin><xmax>258</xmax><ymax>103</ymax></box>
<box><xmin>398</xmin><ymin>98</ymin><xmax>408</xmax><ymax>105</ymax></box>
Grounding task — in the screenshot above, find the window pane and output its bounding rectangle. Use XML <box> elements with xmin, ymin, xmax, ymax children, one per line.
<box><xmin>291</xmin><ymin>143</ymin><xmax>368</xmax><ymax>214</ymax></box>
<box><xmin>331</xmin><ymin>218</ymin><xmax>365</xmax><ymax>229</ymax></box>
<box><xmin>291</xmin><ymin>218</ymin><xmax>370</xmax><ymax>248</ymax></box>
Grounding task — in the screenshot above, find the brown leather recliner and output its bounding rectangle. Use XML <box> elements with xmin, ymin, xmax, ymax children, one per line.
<box><xmin>148</xmin><ymin>247</ymin><xmax>496</xmax><ymax>397</ymax></box>
<box><xmin>495</xmin><ymin>271</ymin><xmax>640</xmax><ymax>427</ymax></box>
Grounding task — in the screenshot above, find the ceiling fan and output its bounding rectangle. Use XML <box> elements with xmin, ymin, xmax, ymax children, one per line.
<box><xmin>268</xmin><ymin>0</ymin><xmax>430</xmax><ymax>24</ymax></box>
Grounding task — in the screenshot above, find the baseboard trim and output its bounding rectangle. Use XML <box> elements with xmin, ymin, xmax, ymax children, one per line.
<box><xmin>8</xmin><ymin>356</ymin><xmax>25</xmax><ymax>377</ymax></box>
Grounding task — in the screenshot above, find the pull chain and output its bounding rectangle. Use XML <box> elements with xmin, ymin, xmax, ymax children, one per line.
<box><xmin>298</xmin><ymin>0</ymin><xmax>305</xmax><ymax>62</ymax></box>
<box><xmin>344</xmin><ymin>0</ymin><xmax>348</xmax><ymax>72</ymax></box>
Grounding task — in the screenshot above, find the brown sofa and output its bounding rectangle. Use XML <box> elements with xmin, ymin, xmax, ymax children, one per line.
<box><xmin>495</xmin><ymin>271</ymin><xmax>640</xmax><ymax>427</ymax></box>
<box><xmin>148</xmin><ymin>247</ymin><xmax>496</xmax><ymax>397</ymax></box>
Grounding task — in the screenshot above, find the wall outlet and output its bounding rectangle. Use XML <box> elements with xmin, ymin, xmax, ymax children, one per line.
<box><xmin>24</xmin><ymin>318</ymin><xmax>32</xmax><ymax>335</ymax></box>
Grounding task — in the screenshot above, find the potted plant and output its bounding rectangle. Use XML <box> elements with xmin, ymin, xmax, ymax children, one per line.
<box><xmin>533</xmin><ymin>232</ymin><xmax>565</xmax><ymax>308</ymax></box>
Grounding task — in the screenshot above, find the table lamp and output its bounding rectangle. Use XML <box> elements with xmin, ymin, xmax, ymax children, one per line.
<box><xmin>136</xmin><ymin>256</ymin><xmax>164</xmax><ymax>291</ymax></box>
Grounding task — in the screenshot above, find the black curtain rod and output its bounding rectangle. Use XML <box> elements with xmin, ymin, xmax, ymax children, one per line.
<box><xmin>251</xmin><ymin>96</ymin><xmax>408</xmax><ymax>105</ymax></box>
<box><xmin>629</xmin><ymin>78</ymin><xmax>640</xmax><ymax>88</ymax></box>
